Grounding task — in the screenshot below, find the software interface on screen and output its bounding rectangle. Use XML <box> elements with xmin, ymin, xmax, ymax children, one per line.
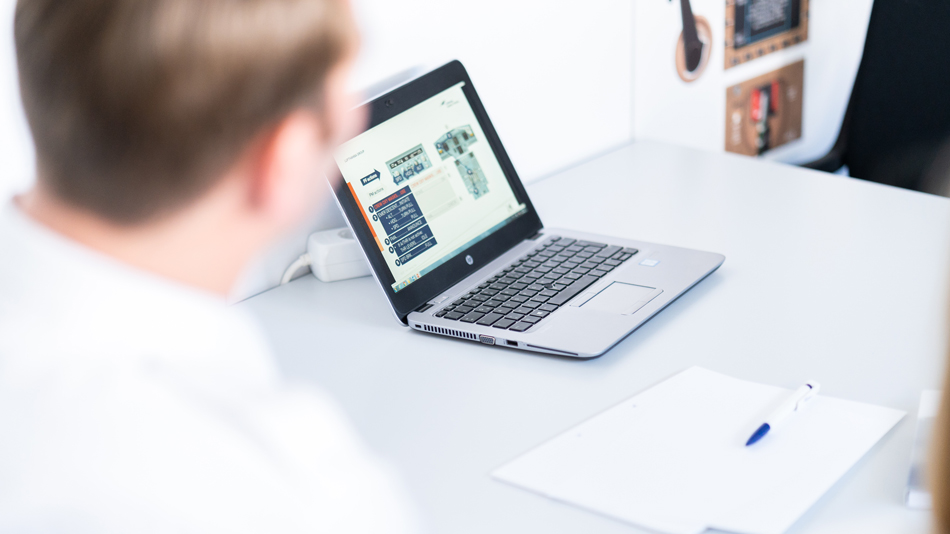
<box><xmin>336</xmin><ymin>82</ymin><xmax>527</xmax><ymax>293</ymax></box>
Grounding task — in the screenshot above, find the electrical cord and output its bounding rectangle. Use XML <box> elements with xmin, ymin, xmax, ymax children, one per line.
<box><xmin>280</xmin><ymin>253</ymin><xmax>312</xmax><ymax>285</ymax></box>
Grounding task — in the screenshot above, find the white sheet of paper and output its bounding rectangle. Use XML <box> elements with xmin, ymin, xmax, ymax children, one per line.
<box><xmin>492</xmin><ymin>367</ymin><xmax>905</xmax><ymax>534</ymax></box>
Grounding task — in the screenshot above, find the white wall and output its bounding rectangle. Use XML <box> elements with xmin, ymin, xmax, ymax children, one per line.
<box><xmin>349</xmin><ymin>0</ymin><xmax>635</xmax><ymax>183</ymax></box>
<box><xmin>0</xmin><ymin>0</ymin><xmax>33</xmax><ymax>203</ymax></box>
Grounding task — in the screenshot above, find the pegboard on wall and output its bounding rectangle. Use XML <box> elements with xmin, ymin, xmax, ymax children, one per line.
<box><xmin>631</xmin><ymin>0</ymin><xmax>873</xmax><ymax>164</ymax></box>
<box><xmin>725</xmin><ymin>60</ymin><xmax>804</xmax><ymax>156</ymax></box>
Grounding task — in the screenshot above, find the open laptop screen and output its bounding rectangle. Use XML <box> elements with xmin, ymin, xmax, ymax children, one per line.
<box><xmin>335</xmin><ymin>82</ymin><xmax>527</xmax><ymax>293</ymax></box>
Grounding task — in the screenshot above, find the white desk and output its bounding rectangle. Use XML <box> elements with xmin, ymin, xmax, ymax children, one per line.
<box><xmin>240</xmin><ymin>141</ymin><xmax>950</xmax><ymax>533</ymax></box>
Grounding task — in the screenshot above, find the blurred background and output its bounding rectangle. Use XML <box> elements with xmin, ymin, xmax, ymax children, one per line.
<box><xmin>0</xmin><ymin>0</ymin><xmax>876</xmax><ymax>297</ymax></box>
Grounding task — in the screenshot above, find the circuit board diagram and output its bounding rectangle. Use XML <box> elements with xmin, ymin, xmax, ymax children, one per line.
<box><xmin>454</xmin><ymin>151</ymin><xmax>489</xmax><ymax>200</ymax></box>
<box><xmin>386</xmin><ymin>144</ymin><xmax>432</xmax><ymax>185</ymax></box>
<box><xmin>434</xmin><ymin>126</ymin><xmax>477</xmax><ymax>160</ymax></box>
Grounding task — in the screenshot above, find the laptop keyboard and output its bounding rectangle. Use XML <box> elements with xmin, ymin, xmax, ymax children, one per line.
<box><xmin>434</xmin><ymin>236</ymin><xmax>639</xmax><ymax>332</ymax></box>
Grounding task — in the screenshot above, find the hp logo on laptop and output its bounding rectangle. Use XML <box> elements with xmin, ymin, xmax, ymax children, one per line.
<box><xmin>465</xmin><ymin>255</ymin><xmax>474</xmax><ymax>265</ymax></box>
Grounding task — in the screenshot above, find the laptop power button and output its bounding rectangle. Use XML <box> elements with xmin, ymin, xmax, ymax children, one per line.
<box><xmin>479</xmin><ymin>335</ymin><xmax>496</xmax><ymax>346</ymax></box>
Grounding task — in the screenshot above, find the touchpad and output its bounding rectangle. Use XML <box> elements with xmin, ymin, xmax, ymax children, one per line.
<box><xmin>579</xmin><ymin>282</ymin><xmax>660</xmax><ymax>315</ymax></box>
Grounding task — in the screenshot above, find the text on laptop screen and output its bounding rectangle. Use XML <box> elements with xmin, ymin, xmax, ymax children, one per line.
<box><xmin>335</xmin><ymin>82</ymin><xmax>527</xmax><ymax>292</ymax></box>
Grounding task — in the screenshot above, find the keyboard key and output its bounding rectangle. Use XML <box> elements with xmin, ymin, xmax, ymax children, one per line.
<box><xmin>523</xmin><ymin>315</ymin><xmax>541</xmax><ymax>324</ymax></box>
<box><xmin>522</xmin><ymin>301</ymin><xmax>540</xmax><ymax>309</ymax></box>
<box><xmin>508</xmin><ymin>295</ymin><xmax>529</xmax><ymax>303</ymax></box>
<box><xmin>596</xmin><ymin>245</ymin><xmax>622</xmax><ymax>258</ymax></box>
<box><xmin>508</xmin><ymin>322</ymin><xmax>534</xmax><ymax>332</ymax></box>
<box><xmin>591</xmin><ymin>269</ymin><xmax>611</xmax><ymax>277</ymax></box>
<box><xmin>622</xmin><ymin>248</ymin><xmax>640</xmax><ymax>255</ymax></box>
<box><xmin>456</xmin><ymin>305</ymin><xmax>475</xmax><ymax>314</ymax></box>
<box><xmin>575</xmin><ymin>240</ymin><xmax>607</xmax><ymax>248</ymax></box>
<box><xmin>444</xmin><ymin>311</ymin><xmax>464</xmax><ymax>320</ymax></box>
<box><xmin>539</xmin><ymin>289</ymin><xmax>558</xmax><ymax>297</ymax></box>
<box><xmin>563</xmin><ymin>273</ymin><xmax>582</xmax><ymax>280</ymax></box>
<box><xmin>486</xmin><ymin>299</ymin><xmax>506</xmax><ymax>308</ymax></box>
<box><xmin>510</xmin><ymin>282</ymin><xmax>528</xmax><ymax>290</ymax></box>
<box><xmin>475</xmin><ymin>306</ymin><xmax>495</xmax><ymax>314</ymax></box>
<box><xmin>539</xmin><ymin>303</ymin><xmax>559</xmax><ymax>312</ymax></box>
<box><xmin>548</xmin><ymin>275</ymin><xmax>600</xmax><ymax>306</ymax></box>
<box><xmin>500</xmin><ymin>288</ymin><xmax>519</xmax><ymax>297</ymax></box>
<box><xmin>476</xmin><ymin>313</ymin><xmax>504</xmax><ymax>326</ymax></box>
<box><xmin>435</xmin><ymin>311</ymin><xmax>448</xmax><ymax>318</ymax></box>
<box><xmin>452</xmin><ymin>299</ymin><xmax>466</xmax><ymax>306</ymax></box>
<box><xmin>558</xmin><ymin>238</ymin><xmax>577</xmax><ymax>246</ymax></box>
<box><xmin>530</xmin><ymin>310</ymin><xmax>551</xmax><ymax>318</ymax></box>
<box><xmin>604</xmin><ymin>259</ymin><xmax>622</xmax><ymax>267</ymax></box>
<box><xmin>493</xmin><ymin>318</ymin><xmax>516</xmax><ymax>329</ymax></box>
<box><xmin>505</xmin><ymin>312</ymin><xmax>525</xmax><ymax>321</ymax></box>
<box><xmin>460</xmin><ymin>312</ymin><xmax>485</xmax><ymax>323</ymax></box>
<box><xmin>514</xmin><ymin>306</ymin><xmax>534</xmax><ymax>315</ymax></box>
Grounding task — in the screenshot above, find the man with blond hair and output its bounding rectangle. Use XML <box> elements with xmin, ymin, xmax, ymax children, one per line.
<box><xmin>0</xmin><ymin>0</ymin><xmax>416</xmax><ymax>531</ymax></box>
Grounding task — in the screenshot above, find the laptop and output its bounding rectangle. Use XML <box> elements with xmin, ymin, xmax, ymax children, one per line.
<box><xmin>330</xmin><ymin>60</ymin><xmax>724</xmax><ymax>358</ymax></box>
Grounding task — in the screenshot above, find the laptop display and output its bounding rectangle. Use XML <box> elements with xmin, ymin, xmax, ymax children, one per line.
<box><xmin>335</xmin><ymin>82</ymin><xmax>527</xmax><ymax>293</ymax></box>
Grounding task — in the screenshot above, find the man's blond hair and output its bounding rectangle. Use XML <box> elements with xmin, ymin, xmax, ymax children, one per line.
<box><xmin>15</xmin><ymin>0</ymin><xmax>356</xmax><ymax>223</ymax></box>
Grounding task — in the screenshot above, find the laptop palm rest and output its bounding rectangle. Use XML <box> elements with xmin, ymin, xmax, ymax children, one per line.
<box><xmin>575</xmin><ymin>282</ymin><xmax>663</xmax><ymax>315</ymax></box>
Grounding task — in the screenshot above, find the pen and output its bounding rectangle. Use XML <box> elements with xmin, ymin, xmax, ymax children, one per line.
<box><xmin>745</xmin><ymin>381</ymin><xmax>821</xmax><ymax>446</ymax></box>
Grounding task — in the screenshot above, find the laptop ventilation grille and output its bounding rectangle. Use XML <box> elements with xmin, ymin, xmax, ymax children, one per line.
<box><xmin>422</xmin><ymin>324</ymin><xmax>477</xmax><ymax>341</ymax></box>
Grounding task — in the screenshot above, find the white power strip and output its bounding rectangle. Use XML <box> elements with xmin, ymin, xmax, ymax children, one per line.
<box><xmin>307</xmin><ymin>227</ymin><xmax>371</xmax><ymax>282</ymax></box>
<box><xmin>280</xmin><ymin>227</ymin><xmax>371</xmax><ymax>285</ymax></box>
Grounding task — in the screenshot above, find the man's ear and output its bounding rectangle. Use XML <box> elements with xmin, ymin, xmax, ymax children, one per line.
<box><xmin>246</xmin><ymin>110</ymin><xmax>327</xmax><ymax>229</ymax></box>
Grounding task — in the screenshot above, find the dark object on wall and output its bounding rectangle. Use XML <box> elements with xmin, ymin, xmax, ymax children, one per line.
<box><xmin>679</xmin><ymin>0</ymin><xmax>703</xmax><ymax>71</ymax></box>
<box><xmin>673</xmin><ymin>0</ymin><xmax>712</xmax><ymax>82</ymax></box>
<box><xmin>802</xmin><ymin>0</ymin><xmax>950</xmax><ymax>195</ymax></box>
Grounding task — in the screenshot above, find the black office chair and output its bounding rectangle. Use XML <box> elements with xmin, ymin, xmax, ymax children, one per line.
<box><xmin>803</xmin><ymin>0</ymin><xmax>950</xmax><ymax>195</ymax></box>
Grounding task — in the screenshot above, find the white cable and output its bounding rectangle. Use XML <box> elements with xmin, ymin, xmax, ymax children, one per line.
<box><xmin>280</xmin><ymin>253</ymin><xmax>312</xmax><ymax>285</ymax></box>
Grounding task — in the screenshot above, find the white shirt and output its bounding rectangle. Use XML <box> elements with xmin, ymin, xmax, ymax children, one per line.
<box><xmin>0</xmin><ymin>204</ymin><xmax>417</xmax><ymax>533</ymax></box>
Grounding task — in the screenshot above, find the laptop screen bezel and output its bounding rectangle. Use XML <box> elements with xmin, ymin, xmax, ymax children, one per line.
<box><xmin>329</xmin><ymin>60</ymin><xmax>543</xmax><ymax>323</ymax></box>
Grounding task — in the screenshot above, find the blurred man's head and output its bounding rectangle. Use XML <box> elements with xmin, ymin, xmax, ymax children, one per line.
<box><xmin>14</xmin><ymin>0</ymin><xmax>362</xmax><ymax>293</ymax></box>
